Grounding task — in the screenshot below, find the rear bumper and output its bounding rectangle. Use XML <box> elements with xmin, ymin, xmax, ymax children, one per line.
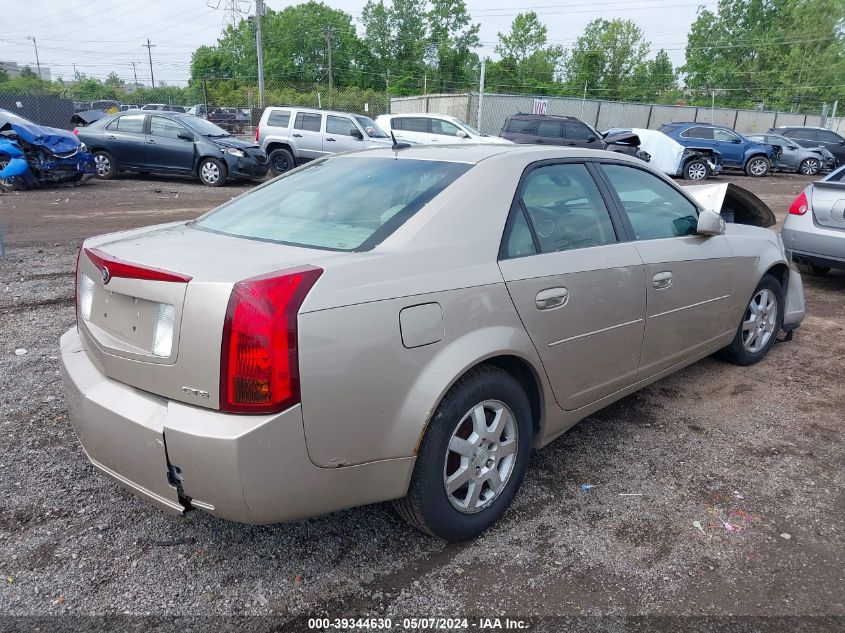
<box><xmin>60</xmin><ymin>328</ymin><xmax>414</xmax><ymax>524</ymax></box>
<box><xmin>782</xmin><ymin>218</ymin><xmax>845</xmax><ymax>270</ymax></box>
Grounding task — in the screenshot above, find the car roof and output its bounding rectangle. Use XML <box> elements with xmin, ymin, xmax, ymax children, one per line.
<box><xmin>505</xmin><ymin>113</ymin><xmax>581</xmax><ymax>121</ymax></box>
<box><xmin>265</xmin><ymin>106</ymin><xmax>362</xmax><ymax>118</ymax></box>
<box><xmin>381</xmin><ymin>112</ymin><xmax>461</xmax><ymax>120</ymax></box>
<box><xmin>336</xmin><ymin>143</ymin><xmax>641</xmax><ymax>165</ymax></box>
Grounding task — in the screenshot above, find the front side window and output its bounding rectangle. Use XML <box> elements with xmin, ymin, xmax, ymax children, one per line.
<box><xmin>431</xmin><ymin>119</ymin><xmax>461</xmax><ymax>137</ymax></box>
<box><xmin>713</xmin><ymin>128</ymin><xmax>740</xmax><ymax>142</ymax></box>
<box><xmin>517</xmin><ymin>163</ymin><xmax>617</xmax><ymax>253</ymax></box>
<box><xmin>789</xmin><ymin>128</ymin><xmax>818</xmax><ymax>141</ymax></box>
<box><xmin>294</xmin><ymin>112</ymin><xmax>322</xmax><ymax>132</ymax></box>
<box><xmin>150</xmin><ymin>116</ymin><xmax>186</xmax><ymax>139</ymax></box>
<box><xmin>565</xmin><ymin>121</ymin><xmax>595</xmax><ymax>140</ymax></box>
<box><xmin>819</xmin><ymin>130</ymin><xmax>844</xmax><ymax>144</ymax></box>
<box><xmin>601</xmin><ymin>164</ymin><xmax>699</xmax><ymax>240</ymax></box>
<box><xmin>194</xmin><ymin>157</ymin><xmax>471</xmax><ymax>251</ymax></box>
<box><xmin>326</xmin><ymin>115</ymin><xmax>356</xmax><ymax>136</ymax></box>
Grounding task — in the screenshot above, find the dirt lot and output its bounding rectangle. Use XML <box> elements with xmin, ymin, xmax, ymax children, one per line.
<box><xmin>0</xmin><ymin>171</ymin><xmax>843</xmax><ymax>630</ymax></box>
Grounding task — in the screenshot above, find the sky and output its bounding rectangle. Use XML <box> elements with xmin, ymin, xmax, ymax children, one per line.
<box><xmin>1</xmin><ymin>0</ymin><xmax>715</xmax><ymax>86</ymax></box>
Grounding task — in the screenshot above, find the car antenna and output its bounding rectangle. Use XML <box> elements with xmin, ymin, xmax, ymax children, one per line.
<box><xmin>390</xmin><ymin>130</ymin><xmax>411</xmax><ymax>151</ymax></box>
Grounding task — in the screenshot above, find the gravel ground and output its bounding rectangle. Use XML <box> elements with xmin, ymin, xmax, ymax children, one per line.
<box><xmin>0</xmin><ymin>171</ymin><xmax>843</xmax><ymax>631</ymax></box>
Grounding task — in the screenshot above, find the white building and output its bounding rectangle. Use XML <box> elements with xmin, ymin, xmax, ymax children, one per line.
<box><xmin>0</xmin><ymin>61</ymin><xmax>52</xmax><ymax>82</ymax></box>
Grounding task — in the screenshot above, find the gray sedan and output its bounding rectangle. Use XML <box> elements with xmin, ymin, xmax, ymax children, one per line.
<box><xmin>747</xmin><ymin>133</ymin><xmax>831</xmax><ymax>175</ymax></box>
<box><xmin>782</xmin><ymin>164</ymin><xmax>845</xmax><ymax>274</ymax></box>
<box><xmin>60</xmin><ymin>145</ymin><xmax>805</xmax><ymax>541</ymax></box>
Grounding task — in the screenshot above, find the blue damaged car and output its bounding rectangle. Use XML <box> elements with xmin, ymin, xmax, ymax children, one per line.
<box><xmin>0</xmin><ymin>108</ymin><xmax>95</xmax><ymax>190</ymax></box>
<box><xmin>659</xmin><ymin>122</ymin><xmax>778</xmax><ymax>178</ymax></box>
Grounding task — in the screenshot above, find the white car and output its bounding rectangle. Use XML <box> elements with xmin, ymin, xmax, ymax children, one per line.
<box><xmin>376</xmin><ymin>113</ymin><xmax>513</xmax><ymax>146</ymax></box>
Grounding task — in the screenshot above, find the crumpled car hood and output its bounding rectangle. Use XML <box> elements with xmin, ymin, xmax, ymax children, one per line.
<box><xmin>683</xmin><ymin>182</ymin><xmax>776</xmax><ymax>228</ymax></box>
<box><xmin>211</xmin><ymin>136</ymin><xmax>261</xmax><ymax>150</ymax></box>
<box><xmin>603</xmin><ymin>131</ymin><xmax>641</xmax><ymax>146</ymax></box>
<box><xmin>1</xmin><ymin>122</ymin><xmax>81</xmax><ymax>155</ymax></box>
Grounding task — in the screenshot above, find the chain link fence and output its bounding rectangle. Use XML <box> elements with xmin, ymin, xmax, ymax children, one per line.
<box><xmin>390</xmin><ymin>92</ymin><xmax>841</xmax><ymax>136</ymax></box>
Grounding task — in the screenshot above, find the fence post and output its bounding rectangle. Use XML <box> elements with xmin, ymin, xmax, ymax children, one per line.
<box><xmin>594</xmin><ymin>101</ymin><xmax>601</xmax><ymax>128</ymax></box>
<box><xmin>645</xmin><ymin>104</ymin><xmax>653</xmax><ymax>129</ymax></box>
<box><xmin>733</xmin><ymin>110</ymin><xmax>739</xmax><ymax>130</ymax></box>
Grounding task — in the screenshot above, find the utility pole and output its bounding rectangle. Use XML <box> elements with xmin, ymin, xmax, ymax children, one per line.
<box><xmin>255</xmin><ymin>0</ymin><xmax>265</xmax><ymax>107</ymax></box>
<box><xmin>142</xmin><ymin>38</ymin><xmax>156</xmax><ymax>87</ymax></box>
<box><xmin>477</xmin><ymin>58</ymin><xmax>486</xmax><ymax>129</ymax></box>
<box><xmin>130</xmin><ymin>61</ymin><xmax>139</xmax><ymax>86</ymax></box>
<box><xmin>27</xmin><ymin>36</ymin><xmax>42</xmax><ymax>80</ymax></box>
<box><xmin>323</xmin><ymin>26</ymin><xmax>335</xmax><ymax>109</ymax></box>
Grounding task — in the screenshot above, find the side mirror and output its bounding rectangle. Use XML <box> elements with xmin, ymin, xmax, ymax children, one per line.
<box><xmin>351</xmin><ymin>129</ymin><xmax>364</xmax><ymax>140</ymax></box>
<box><xmin>456</xmin><ymin>129</ymin><xmax>468</xmax><ymax>138</ymax></box>
<box><xmin>789</xmin><ymin>145</ymin><xmax>799</xmax><ymax>150</ymax></box>
<box><xmin>586</xmin><ymin>135</ymin><xmax>597</xmax><ymax>142</ymax></box>
<box><xmin>731</xmin><ymin>138</ymin><xmax>742</xmax><ymax>143</ymax></box>
<box><xmin>177</xmin><ymin>131</ymin><xmax>194</xmax><ymax>141</ymax></box>
<box><xmin>696</xmin><ymin>210</ymin><xmax>725</xmax><ymax>236</ymax></box>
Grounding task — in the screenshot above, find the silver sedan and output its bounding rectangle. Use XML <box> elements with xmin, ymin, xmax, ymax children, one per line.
<box><xmin>61</xmin><ymin>144</ymin><xmax>805</xmax><ymax>541</ymax></box>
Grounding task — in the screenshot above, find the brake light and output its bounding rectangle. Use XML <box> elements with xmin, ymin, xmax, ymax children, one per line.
<box><xmin>74</xmin><ymin>243</ymin><xmax>82</xmax><ymax>324</ymax></box>
<box><xmin>789</xmin><ymin>191</ymin><xmax>809</xmax><ymax>215</ymax></box>
<box><xmin>84</xmin><ymin>248</ymin><xmax>192</xmax><ymax>284</ymax></box>
<box><xmin>72</xmin><ymin>128</ymin><xmax>79</xmax><ymax>135</ymax></box>
<box><xmin>220</xmin><ymin>266</ymin><xmax>323</xmax><ymax>414</ymax></box>
<box><xmin>255</xmin><ymin>126</ymin><xmax>259</xmax><ymax>143</ymax></box>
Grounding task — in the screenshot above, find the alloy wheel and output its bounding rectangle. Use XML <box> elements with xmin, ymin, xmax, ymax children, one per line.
<box><xmin>688</xmin><ymin>163</ymin><xmax>707</xmax><ymax>180</ymax></box>
<box><xmin>443</xmin><ymin>399</ymin><xmax>519</xmax><ymax>514</ymax></box>
<box><xmin>748</xmin><ymin>158</ymin><xmax>768</xmax><ymax>176</ymax></box>
<box><xmin>742</xmin><ymin>288</ymin><xmax>778</xmax><ymax>353</ymax></box>
<box><xmin>800</xmin><ymin>159</ymin><xmax>820</xmax><ymax>175</ymax></box>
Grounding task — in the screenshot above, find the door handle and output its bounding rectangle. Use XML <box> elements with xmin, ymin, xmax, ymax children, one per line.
<box><xmin>535</xmin><ymin>139</ymin><xmax>544</xmax><ymax>143</ymax></box>
<box><xmin>326</xmin><ymin>137</ymin><xmax>336</xmax><ymax>142</ymax></box>
<box><xmin>147</xmin><ymin>139</ymin><xmax>156</xmax><ymax>144</ymax></box>
<box><xmin>107</xmin><ymin>135</ymin><xmax>116</xmax><ymax>139</ymax></box>
<box><xmin>653</xmin><ymin>271</ymin><xmax>673</xmax><ymax>289</ymax></box>
<box><xmin>536</xmin><ymin>287</ymin><xmax>569</xmax><ymax>310</ymax></box>
<box><xmin>293</xmin><ymin>133</ymin><xmax>302</xmax><ymax>138</ymax></box>
<box><xmin>567</xmin><ymin>141</ymin><xmax>577</xmax><ymax>146</ymax></box>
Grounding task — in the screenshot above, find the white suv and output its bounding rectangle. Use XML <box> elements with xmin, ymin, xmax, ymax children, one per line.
<box><xmin>257</xmin><ymin>107</ymin><xmax>392</xmax><ymax>175</ymax></box>
<box><xmin>376</xmin><ymin>113</ymin><xmax>513</xmax><ymax>146</ymax></box>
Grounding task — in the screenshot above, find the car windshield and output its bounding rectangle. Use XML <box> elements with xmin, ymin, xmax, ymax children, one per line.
<box><xmin>355</xmin><ymin>115</ymin><xmax>389</xmax><ymax>138</ymax></box>
<box><xmin>194</xmin><ymin>157</ymin><xmax>472</xmax><ymax>251</ymax></box>
<box><xmin>178</xmin><ymin>115</ymin><xmax>229</xmax><ymax>137</ymax></box>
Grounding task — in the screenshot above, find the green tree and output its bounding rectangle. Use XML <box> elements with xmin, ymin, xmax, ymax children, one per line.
<box><xmin>104</xmin><ymin>71</ymin><xmax>125</xmax><ymax>90</ymax></box>
<box><xmin>427</xmin><ymin>0</ymin><xmax>480</xmax><ymax>92</ymax></box>
<box><xmin>391</xmin><ymin>0</ymin><xmax>428</xmax><ymax>92</ymax></box>
<box><xmin>19</xmin><ymin>66</ymin><xmax>38</xmax><ymax>79</ymax></box>
<box><xmin>565</xmin><ymin>18</ymin><xmax>650</xmax><ymax>100</ymax></box>
<box><xmin>489</xmin><ymin>11</ymin><xmax>565</xmax><ymax>92</ymax></box>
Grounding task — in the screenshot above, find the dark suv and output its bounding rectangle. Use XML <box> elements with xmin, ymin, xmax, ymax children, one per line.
<box><xmin>499</xmin><ymin>114</ymin><xmax>642</xmax><ymax>157</ymax></box>
<box><xmin>770</xmin><ymin>126</ymin><xmax>845</xmax><ymax>167</ymax></box>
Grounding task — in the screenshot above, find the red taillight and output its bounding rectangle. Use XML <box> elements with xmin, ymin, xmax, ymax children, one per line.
<box><xmin>789</xmin><ymin>191</ymin><xmax>809</xmax><ymax>215</ymax></box>
<box><xmin>220</xmin><ymin>266</ymin><xmax>323</xmax><ymax>414</ymax></box>
<box><xmin>74</xmin><ymin>243</ymin><xmax>82</xmax><ymax>324</ymax></box>
<box><xmin>255</xmin><ymin>126</ymin><xmax>259</xmax><ymax>143</ymax></box>
<box><xmin>84</xmin><ymin>247</ymin><xmax>192</xmax><ymax>284</ymax></box>
<box><xmin>72</xmin><ymin>128</ymin><xmax>79</xmax><ymax>135</ymax></box>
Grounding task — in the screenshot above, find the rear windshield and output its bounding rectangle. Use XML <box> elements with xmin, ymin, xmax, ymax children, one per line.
<box><xmin>194</xmin><ymin>157</ymin><xmax>472</xmax><ymax>251</ymax></box>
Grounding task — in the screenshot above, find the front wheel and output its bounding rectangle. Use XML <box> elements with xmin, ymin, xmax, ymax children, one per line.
<box><xmin>267</xmin><ymin>148</ymin><xmax>295</xmax><ymax>176</ymax></box>
<box><xmin>745</xmin><ymin>156</ymin><xmax>770</xmax><ymax>177</ymax></box>
<box><xmin>93</xmin><ymin>151</ymin><xmax>118</xmax><ymax>179</ymax></box>
<box><xmin>198</xmin><ymin>157</ymin><xmax>227</xmax><ymax>187</ymax></box>
<box><xmin>718</xmin><ymin>274</ymin><xmax>784</xmax><ymax>366</ymax></box>
<box><xmin>799</xmin><ymin>158</ymin><xmax>821</xmax><ymax>175</ymax></box>
<box><xmin>393</xmin><ymin>366</ymin><xmax>532</xmax><ymax>541</ymax></box>
<box><xmin>683</xmin><ymin>158</ymin><xmax>709</xmax><ymax>181</ymax></box>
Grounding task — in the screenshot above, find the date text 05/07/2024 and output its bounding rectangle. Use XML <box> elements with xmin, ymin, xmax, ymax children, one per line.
<box><xmin>307</xmin><ymin>617</ymin><xmax>530</xmax><ymax>630</ymax></box>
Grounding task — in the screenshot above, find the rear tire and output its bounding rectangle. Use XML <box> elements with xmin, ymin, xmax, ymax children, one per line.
<box><xmin>268</xmin><ymin>148</ymin><xmax>295</xmax><ymax>176</ymax></box>
<box><xmin>795</xmin><ymin>260</ymin><xmax>830</xmax><ymax>276</ymax></box>
<box><xmin>393</xmin><ymin>366</ymin><xmax>532</xmax><ymax>541</ymax></box>
<box><xmin>198</xmin><ymin>157</ymin><xmax>227</xmax><ymax>187</ymax></box>
<box><xmin>93</xmin><ymin>151</ymin><xmax>117</xmax><ymax>179</ymax></box>
<box><xmin>744</xmin><ymin>155</ymin><xmax>770</xmax><ymax>177</ymax></box>
<box><xmin>718</xmin><ymin>274</ymin><xmax>784</xmax><ymax>366</ymax></box>
<box><xmin>683</xmin><ymin>158</ymin><xmax>709</xmax><ymax>181</ymax></box>
<box><xmin>799</xmin><ymin>158</ymin><xmax>821</xmax><ymax>175</ymax></box>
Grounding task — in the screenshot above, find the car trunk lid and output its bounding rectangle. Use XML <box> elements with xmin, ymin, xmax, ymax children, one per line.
<box><xmin>810</xmin><ymin>181</ymin><xmax>845</xmax><ymax>231</ymax></box>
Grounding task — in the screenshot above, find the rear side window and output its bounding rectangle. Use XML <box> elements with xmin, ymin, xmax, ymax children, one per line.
<box><xmin>194</xmin><ymin>157</ymin><xmax>471</xmax><ymax>251</ymax></box>
<box><xmin>394</xmin><ymin>117</ymin><xmax>429</xmax><ymax>133</ymax></box>
<box><xmin>517</xmin><ymin>163</ymin><xmax>617</xmax><ymax>253</ymax></box>
<box><xmin>601</xmin><ymin>164</ymin><xmax>699</xmax><ymax>240</ymax></box>
<box><xmin>789</xmin><ymin>128</ymin><xmax>818</xmax><ymax>141</ymax></box>
<box><xmin>536</xmin><ymin>121</ymin><xmax>562</xmax><ymax>138</ymax></box>
<box><xmin>266</xmin><ymin>110</ymin><xmax>291</xmax><ymax>127</ymax></box>
<box><xmin>681</xmin><ymin>127</ymin><xmax>714</xmax><ymax>140</ymax></box>
<box><xmin>107</xmin><ymin>114</ymin><xmax>145</xmax><ymax>133</ymax></box>
<box><xmin>505</xmin><ymin>118</ymin><xmax>537</xmax><ymax>134</ymax></box>
<box><xmin>294</xmin><ymin>112</ymin><xmax>322</xmax><ymax>132</ymax></box>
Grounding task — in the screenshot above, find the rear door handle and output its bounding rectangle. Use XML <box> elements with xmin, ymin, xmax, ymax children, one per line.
<box><xmin>536</xmin><ymin>287</ymin><xmax>569</xmax><ymax>310</ymax></box>
<box><xmin>653</xmin><ymin>271</ymin><xmax>673</xmax><ymax>289</ymax></box>
<box><xmin>326</xmin><ymin>137</ymin><xmax>336</xmax><ymax>142</ymax></box>
<box><xmin>293</xmin><ymin>133</ymin><xmax>302</xmax><ymax>138</ymax></box>
<box><xmin>147</xmin><ymin>139</ymin><xmax>156</xmax><ymax>144</ymax></box>
<box><xmin>107</xmin><ymin>135</ymin><xmax>116</xmax><ymax>139</ymax></box>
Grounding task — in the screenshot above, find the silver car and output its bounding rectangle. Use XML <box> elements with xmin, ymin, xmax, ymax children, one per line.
<box><xmin>782</xmin><ymin>164</ymin><xmax>845</xmax><ymax>274</ymax></box>
<box><xmin>747</xmin><ymin>133</ymin><xmax>830</xmax><ymax>175</ymax></box>
<box><xmin>60</xmin><ymin>145</ymin><xmax>805</xmax><ymax>541</ymax></box>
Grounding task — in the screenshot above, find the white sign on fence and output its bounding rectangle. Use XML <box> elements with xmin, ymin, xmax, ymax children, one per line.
<box><xmin>533</xmin><ymin>99</ymin><xmax>548</xmax><ymax>115</ymax></box>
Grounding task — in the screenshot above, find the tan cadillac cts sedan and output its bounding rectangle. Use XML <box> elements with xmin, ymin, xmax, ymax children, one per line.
<box><xmin>61</xmin><ymin>144</ymin><xmax>805</xmax><ymax>541</ymax></box>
